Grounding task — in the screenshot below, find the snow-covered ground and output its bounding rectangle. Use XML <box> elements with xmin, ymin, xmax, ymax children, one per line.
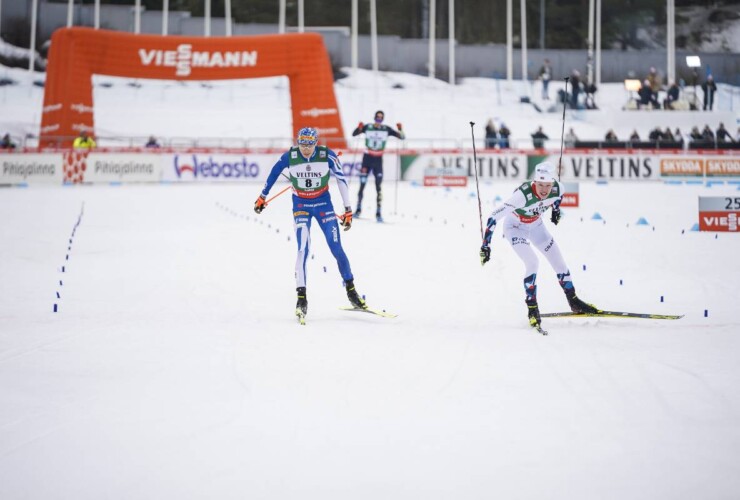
<box><xmin>1</xmin><ymin>178</ymin><xmax>739</xmax><ymax>499</ymax></box>
<box><xmin>1</xmin><ymin>52</ymin><xmax>740</xmax><ymax>498</ymax></box>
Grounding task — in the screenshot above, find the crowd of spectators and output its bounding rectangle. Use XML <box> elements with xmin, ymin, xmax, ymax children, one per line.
<box><xmin>482</xmin><ymin>121</ymin><xmax>737</xmax><ymax>150</ymax></box>
<box><xmin>631</xmin><ymin>66</ymin><xmax>720</xmax><ymax>111</ymax></box>
<box><xmin>484</xmin><ymin>120</ymin><xmax>511</xmax><ymax>149</ymax></box>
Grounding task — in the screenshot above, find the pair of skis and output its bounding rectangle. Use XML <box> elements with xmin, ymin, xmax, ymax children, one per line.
<box><xmin>531</xmin><ymin>310</ymin><xmax>684</xmax><ymax>336</ymax></box>
<box><xmin>296</xmin><ymin>305</ymin><xmax>398</xmax><ymax>325</ymax></box>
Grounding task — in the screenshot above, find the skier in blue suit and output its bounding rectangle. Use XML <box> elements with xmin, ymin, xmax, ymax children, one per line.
<box><xmin>254</xmin><ymin>127</ymin><xmax>367</xmax><ymax>322</ymax></box>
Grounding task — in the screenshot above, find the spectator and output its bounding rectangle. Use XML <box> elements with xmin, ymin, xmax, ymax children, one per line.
<box><xmin>674</xmin><ymin>128</ymin><xmax>684</xmax><ymax>144</ymax></box>
<box><xmin>1</xmin><ymin>133</ymin><xmax>16</xmax><ymax>149</ymax></box>
<box><xmin>689</xmin><ymin>126</ymin><xmax>703</xmax><ymax>142</ymax></box>
<box><xmin>604</xmin><ymin>129</ymin><xmax>618</xmax><ymax>142</ymax></box>
<box><xmin>736</xmin><ymin>127</ymin><xmax>740</xmax><ymax>142</ymax></box>
<box><xmin>648</xmin><ymin>127</ymin><xmax>664</xmax><ymax>141</ymax></box>
<box><xmin>564</xmin><ymin>128</ymin><xmax>578</xmax><ymax>147</ymax></box>
<box><xmin>531</xmin><ymin>126</ymin><xmax>549</xmax><ymax>148</ymax></box>
<box><xmin>569</xmin><ymin>70</ymin><xmax>581</xmax><ymax>109</ymax></box>
<box><xmin>538</xmin><ymin>59</ymin><xmax>552</xmax><ymax>100</ymax></box>
<box><xmin>145</xmin><ymin>135</ymin><xmax>160</xmax><ymax>148</ymax></box>
<box><xmin>716</xmin><ymin>123</ymin><xmax>734</xmax><ymax>143</ymax></box>
<box><xmin>701</xmin><ymin>75</ymin><xmax>717</xmax><ymax>111</ymax></box>
<box><xmin>629</xmin><ymin>130</ymin><xmax>640</xmax><ymax>142</ymax></box>
<box><xmin>702</xmin><ymin>125</ymin><xmax>715</xmax><ymax>142</ymax></box>
<box><xmin>73</xmin><ymin>130</ymin><xmax>96</xmax><ymax>149</ymax></box>
<box><xmin>663</xmin><ymin>128</ymin><xmax>675</xmax><ymax>142</ymax></box>
<box><xmin>647</xmin><ymin>67</ymin><xmax>662</xmax><ymax>93</ymax></box>
<box><xmin>484</xmin><ymin>120</ymin><xmax>498</xmax><ymax>149</ymax></box>
<box><xmin>664</xmin><ymin>80</ymin><xmax>680</xmax><ymax>110</ymax></box>
<box><xmin>498</xmin><ymin>123</ymin><xmax>511</xmax><ymax>149</ymax></box>
<box><xmin>638</xmin><ymin>80</ymin><xmax>659</xmax><ymax>109</ymax></box>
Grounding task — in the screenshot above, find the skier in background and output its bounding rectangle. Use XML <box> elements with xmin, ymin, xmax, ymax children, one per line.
<box><xmin>479</xmin><ymin>161</ymin><xmax>600</xmax><ymax>329</ymax></box>
<box><xmin>352</xmin><ymin>110</ymin><xmax>405</xmax><ymax>222</ymax></box>
<box><xmin>254</xmin><ymin>127</ymin><xmax>367</xmax><ymax>323</ymax></box>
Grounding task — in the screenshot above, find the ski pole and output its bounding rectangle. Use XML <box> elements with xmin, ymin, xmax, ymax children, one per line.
<box><xmin>264</xmin><ymin>172</ymin><xmax>294</xmax><ymax>203</ymax></box>
<box><xmin>558</xmin><ymin>76</ymin><xmax>570</xmax><ymax>181</ymax></box>
<box><xmin>265</xmin><ymin>184</ymin><xmax>292</xmax><ymax>203</ymax></box>
<box><xmin>469</xmin><ymin>122</ymin><xmax>484</xmax><ymax>241</ymax></box>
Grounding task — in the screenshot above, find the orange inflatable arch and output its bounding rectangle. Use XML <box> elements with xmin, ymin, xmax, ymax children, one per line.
<box><xmin>40</xmin><ymin>27</ymin><xmax>345</xmax><ymax>148</ymax></box>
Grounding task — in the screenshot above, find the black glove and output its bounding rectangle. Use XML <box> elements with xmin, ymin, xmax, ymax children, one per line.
<box><xmin>254</xmin><ymin>194</ymin><xmax>267</xmax><ymax>214</ymax></box>
<box><xmin>480</xmin><ymin>245</ymin><xmax>491</xmax><ymax>266</ymax></box>
<box><xmin>551</xmin><ymin>207</ymin><xmax>561</xmax><ymax>225</ymax></box>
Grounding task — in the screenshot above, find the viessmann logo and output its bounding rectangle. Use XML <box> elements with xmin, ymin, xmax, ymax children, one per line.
<box><xmin>139</xmin><ymin>44</ymin><xmax>258</xmax><ymax>77</ymax></box>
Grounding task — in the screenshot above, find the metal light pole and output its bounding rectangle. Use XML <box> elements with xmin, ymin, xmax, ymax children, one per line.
<box><xmin>278</xmin><ymin>0</ymin><xmax>286</xmax><ymax>34</ymax></box>
<box><xmin>66</xmin><ymin>0</ymin><xmax>73</xmax><ymax>27</ymax></box>
<box><xmin>351</xmin><ymin>0</ymin><xmax>358</xmax><ymax>73</ymax></box>
<box><xmin>520</xmin><ymin>0</ymin><xmax>527</xmax><ymax>82</ymax></box>
<box><xmin>162</xmin><ymin>0</ymin><xmax>169</xmax><ymax>35</ymax></box>
<box><xmin>667</xmin><ymin>0</ymin><xmax>675</xmax><ymax>84</ymax></box>
<box><xmin>370</xmin><ymin>0</ymin><xmax>378</xmax><ymax>73</ymax></box>
<box><xmin>596</xmin><ymin>0</ymin><xmax>602</xmax><ymax>88</ymax></box>
<box><xmin>429</xmin><ymin>0</ymin><xmax>436</xmax><ymax>79</ymax></box>
<box><xmin>506</xmin><ymin>0</ymin><xmax>513</xmax><ymax>81</ymax></box>
<box><xmin>298</xmin><ymin>0</ymin><xmax>304</xmax><ymax>33</ymax></box>
<box><xmin>587</xmin><ymin>0</ymin><xmax>594</xmax><ymax>84</ymax></box>
<box><xmin>225</xmin><ymin>0</ymin><xmax>232</xmax><ymax>36</ymax></box>
<box><xmin>449</xmin><ymin>0</ymin><xmax>455</xmax><ymax>85</ymax></box>
<box><xmin>204</xmin><ymin>0</ymin><xmax>210</xmax><ymax>36</ymax></box>
<box><xmin>133</xmin><ymin>0</ymin><xmax>142</xmax><ymax>33</ymax></box>
<box><xmin>29</xmin><ymin>0</ymin><xmax>38</xmax><ymax>72</ymax></box>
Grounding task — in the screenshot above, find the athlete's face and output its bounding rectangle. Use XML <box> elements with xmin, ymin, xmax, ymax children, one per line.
<box><xmin>534</xmin><ymin>181</ymin><xmax>554</xmax><ymax>197</ymax></box>
<box><xmin>298</xmin><ymin>143</ymin><xmax>316</xmax><ymax>158</ymax></box>
<box><xmin>374</xmin><ymin>113</ymin><xmax>384</xmax><ymax>123</ymax></box>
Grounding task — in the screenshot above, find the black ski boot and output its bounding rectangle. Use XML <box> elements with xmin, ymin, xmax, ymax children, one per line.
<box><xmin>345</xmin><ymin>280</ymin><xmax>367</xmax><ymax>310</ymax></box>
<box><xmin>376</xmin><ymin>192</ymin><xmax>383</xmax><ymax>222</ymax></box>
<box><xmin>565</xmin><ymin>289</ymin><xmax>600</xmax><ymax>314</ymax></box>
<box><xmin>296</xmin><ymin>287</ymin><xmax>307</xmax><ymax>323</ymax></box>
<box><xmin>526</xmin><ymin>297</ymin><xmax>541</xmax><ymax>327</ymax></box>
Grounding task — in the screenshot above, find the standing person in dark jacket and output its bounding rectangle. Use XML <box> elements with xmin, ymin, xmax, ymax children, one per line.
<box><xmin>702</xmin><ymin>75</ymin><xmax>717</xmax><ymax>111</ymax></box>
<box><xmin>484</xmin><ymin>120</ymin><xmax>498</xmax><ymax>149</ymax></box>
<box><xmin>531</xmin><ymin>126</ymin><xmax>549</xmax><ymax>148</ymax></box>
<box><xmin>498</xmin><ymin>123</ymin><xmax>511</xmax><ymax>149</ymax></box>
<box><xmin>716</xmin><ymin>123</ymin><xmax>733</xmax><ymax>143</ymax></box>
<box><xmin>352</xmin><ymin>110</ymin><xmax>405</xmax><ymax>222</ymax></box>
<box><xmin>569</xmin><ymin>70</ymin><xmax>581</xmax><ymax>108</ymax></box>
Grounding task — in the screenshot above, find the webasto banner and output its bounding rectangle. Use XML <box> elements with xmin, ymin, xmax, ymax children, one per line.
<box><xmin>164</xmin><ymin>153</ymin><xmax>271</xmax><ymax>182</ymax></box>
<box><xmin>164</xmin><ymin>152</ymin><xmax>398</xmax><ymax>183</ymax></box>
<box><xmin>0</xmin><ymin>153</ymin><xmax>63</xmax><ymax>184</ymax></box>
